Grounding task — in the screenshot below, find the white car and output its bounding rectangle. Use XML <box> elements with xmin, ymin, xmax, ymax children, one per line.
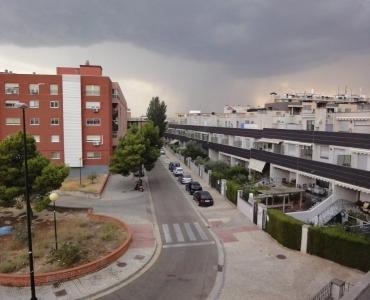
<box><xmin>181</xmin><ymin>174</ymin><xmax>192</xmax><ymax>184</ymax></box>
<box><xmin>173</xmin><ymin>167</ymin><xmax>184</xmax><ymax>177</ymax></box>
<box><xmin>160</xmin><ymin>148</ymin><xmax>165</xmax><ymax>155</ymax></box>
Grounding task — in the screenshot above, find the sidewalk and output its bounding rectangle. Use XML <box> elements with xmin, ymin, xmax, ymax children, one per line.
<box><xmin>164</xmin><ymin>149</ymin><xmax>364</xmax><ymax>300</ymax></box>
<box><xmin>0</xmin><ymin>174</ymin><xmax>158</xmax><ymax>300</ymax></box>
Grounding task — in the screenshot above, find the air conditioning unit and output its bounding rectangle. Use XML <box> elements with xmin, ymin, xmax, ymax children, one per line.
<box><xmin>93</xmin><ymin>141</ymin><xmax>101</xmax><ymax>146</ymax></box>
<box><xmin>94</xmin><ymin>108</ymin><xmax>100</xmax><ymax>113</ymax></box>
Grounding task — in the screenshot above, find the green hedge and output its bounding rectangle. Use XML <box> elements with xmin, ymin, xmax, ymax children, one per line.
<box><xmin>210</xmin><ymin>171</ymin><xmax>223</xmax><ymax>191</ymax></box>
<box><xmin>308</xmin><ymin>226</ymin><xmax>370</xmax><ymax>272</ymax></box>
<box><xmin>266</xmin><ymin>209</ymin><xmax>304</xmax><ymax>251</ymax></box>
<box><xmin>226</xmin><ymin>180</ymin><xmax>241</xmax><ymax>204</ymax></box>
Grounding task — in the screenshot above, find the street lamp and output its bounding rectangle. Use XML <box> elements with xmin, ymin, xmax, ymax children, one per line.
<box><xmin>79</xmin><ymin>157</ymin><xmax>83</xmax><ymax>186</ymax></box>
<box><xmin>49</xmin><ymin>192</ymin><xmax>59</xmax><ymax>250</ymax></box>
<box><xmin>16</xmin><ymin>102</ymin><xmax>37</xmax><ymax>300</ymax></box>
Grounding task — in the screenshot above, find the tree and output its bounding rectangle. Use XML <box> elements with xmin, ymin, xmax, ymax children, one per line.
<box><xmin>0</xmin><ymin>132</ymin><xmax>69</xmax><ymax>207</ymax></box>
<box><xmin>147</xmin><ymin>97</ymin><xmax>167</xmax><ymax>137</ymax></box>
<box><xmin>181</xmin><ymin>141</ymin><xmax>208</xmax><ymax>161</ymax></box>
<box><xmin>109</xmin><ymin>122</ymin><xmax>161</xmax><ymax>178</ymax></box>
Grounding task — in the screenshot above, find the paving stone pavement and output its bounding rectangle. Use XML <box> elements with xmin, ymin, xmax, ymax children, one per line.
<box><xmin>0</xmin><ymin>174</ymin><xmax>158</xmax><ymax>300</ymax></box>
<box><xmin>164</xmin><ymin>148</ymin><xmax>365</xmax><ymax>300</ymax></box>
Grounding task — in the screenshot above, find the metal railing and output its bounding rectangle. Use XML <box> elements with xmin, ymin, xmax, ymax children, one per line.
<box><xmin>310</xmin><ymin>282</ymin><xmax>332</xmax><ymax>300</ymax></box>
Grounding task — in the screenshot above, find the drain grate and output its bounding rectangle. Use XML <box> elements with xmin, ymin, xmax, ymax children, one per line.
<box><xmin>276</xmin><ymin>254</ymin><xmax>287</xmax><ymax>260</ymax></box>
<box><xmin>117</xmin><ymin>262</ymin><xmax>127</xmax><ymax>268</ymax></box>
<box><xmin>217</xmin><ymin>264</ymin><xmax>224</xmax><ymax>272</ymax></box>
<box><xmin>54</xmin><ymin>289</ymin><xmax>67</xmax><ymax>297</ymax></box>
<box><xmin>134</xmin><ymin>255</ymin><xmax>145</xmax><ymax>260</ymax></box>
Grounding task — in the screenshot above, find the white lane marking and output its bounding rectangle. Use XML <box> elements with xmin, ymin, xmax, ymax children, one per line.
<box><xmin>194</xmin><ymin>222</ymin><xmax>208</xmax><ymax>241</ymax></box>
<box><xmin>163</xmin><ymin>241</ymin><xmax>215</xmax><ymax>249</ymax></box>
<box><xmin>173</xmin><ymin>223</ymin><xmax>185</xmax><ymax>242</ymax></box>
<box><xmin>184</xmin><ymin>223</ymin><xmax>196</xmax><ymax>241</ymax></box>
<box><xmin>162</xmin><ymin>224</ymin><xmax>172</xmax><ymax>243</ymax></box>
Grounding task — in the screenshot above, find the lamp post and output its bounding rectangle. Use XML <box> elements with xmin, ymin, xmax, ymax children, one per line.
<box><xmin>79</xmin><ymin>157</ymin><xmax>82</xmax><ymax>186</ymax></box>
<box><xmin>49</xmin><ymin>192</ymin><xmax>59</xmax><ymax>250</ymax></box>
<box><xmin>16</xmin><ymin>102</ymin><xmax>37</xmax><ymax>300</ymax></box>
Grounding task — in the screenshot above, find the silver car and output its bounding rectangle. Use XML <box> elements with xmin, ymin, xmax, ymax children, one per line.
<box><xmin>181</xmin><ymin>174</ymin><xmax>192</xmax><ymax>184</ymax></box>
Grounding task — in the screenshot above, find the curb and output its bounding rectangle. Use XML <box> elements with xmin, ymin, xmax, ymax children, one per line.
<box><xmin>160</xmin><ymin>155</ymin><xmax>225</xmax><ymax>300</ymax></box>
<box><xmin>84</xmin><ymin>175</ymin><xmax>163</xmax><ymax>299</ymax></box>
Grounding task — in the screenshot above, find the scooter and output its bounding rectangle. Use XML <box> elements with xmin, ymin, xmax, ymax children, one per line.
<box><xmin>135</xmin><ymin>179</ymin><xmax>144</xmax><ymax>192</ymax></box>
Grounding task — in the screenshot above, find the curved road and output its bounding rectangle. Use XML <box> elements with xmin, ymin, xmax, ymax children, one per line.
<box><xmin>101</xmin><ymin>161</ymin><xmax>218</xmax><ymax>300</ymax></box>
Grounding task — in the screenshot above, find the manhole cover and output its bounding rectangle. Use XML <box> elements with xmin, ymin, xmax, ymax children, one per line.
<box><xmin>54</xmin><ymin>289</ymin><xmax>67</xmax><ymax>297</ymax></box>
<box><xmin>276</xmin><ymin>254</ymin><xmax>287</xmax><ymax>260</ymax></box>
<box><xmin>134</xmin><ymin>255</ymin><xmax>145</xmax><ymax>260</ymax></box>
<box><xmin>117</xmin><ymin>262</ymin><xmax>127</xmax><ymax>268</ymax></box>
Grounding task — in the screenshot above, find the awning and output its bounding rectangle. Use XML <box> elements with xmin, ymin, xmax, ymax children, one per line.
<box><xmin>334</xmin><ymin>180</ymin><xmax>370</xmax><ymax>194</ymax></box>
<box><xmin>284</xmin><ymin>141</ymin><xmax>312</xmax><ymax>147</ymax></box>
<box><xmin>257</xmin><ymin>138</ymin><xmax>282</xmax><ymax>144</ymax></box>
<box><xmin>249</xmin><ymin>159</ymin><xmax>266</xmax><ymax>173</ymax></box>
<box><xmin>350</xmin><ymin>148</ymin><xmax>370</xmax><ymax>155</ymax></box>
<box><xmin>169</xmin><ymin>139</ymin><xmax>179</xmax><ymax>145</ymax></box>
<box><xmin>336</xmin><ymin>116</ymin><xmax>370</xmax><ymax>121</ymax></box>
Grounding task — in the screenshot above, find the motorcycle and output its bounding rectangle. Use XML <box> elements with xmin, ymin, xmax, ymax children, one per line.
<box><xmin>135</xmin><ymin>179</ymin><xmax>144</xmax><ymax>192</ymax></box>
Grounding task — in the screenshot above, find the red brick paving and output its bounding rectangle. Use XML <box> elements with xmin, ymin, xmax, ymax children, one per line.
<box><xmin>129</xmin><ymin>224</ymin><xmax>155</xmax><ymax>248</ymax></box>
<box><xmin>214</xmin><ymin>225</ymin><xmax>259</xmax><ymax>243</ymax></box>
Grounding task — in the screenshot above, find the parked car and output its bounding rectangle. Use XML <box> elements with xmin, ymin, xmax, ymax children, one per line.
<box><xmin>160</xmin><ymin>148</ymin><xmax>165</xmax><ymax>155</ymax></box>
<box><xmin>169</xmin><ymin>162</ymin><xmax>180</xmax><ymax>172</ymax></box>
<box><xmin>177</xmin><ymin>173</ymin><xmax>184</xmax><ymax>183</ymax></box>
<box><xmin>186</xmin><ymin>181</ymin><xmax>202</xmax><ymax>195</ymax></box>
<box><xmin>180</xmin><ymin>174</ymin><xmax>192</xmax><ymax>184</ymax></box>
<box><xmin>173</xmin><ymin>167</ymin><xmax>184</xmax><ymax>176</ymax></box>
<box><xmin>193</xmin><ymin>191</ymin><xmax>214</xmax><ymax>207</ymax></box>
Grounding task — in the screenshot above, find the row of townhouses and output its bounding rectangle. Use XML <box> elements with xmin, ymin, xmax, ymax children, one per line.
<box><xmin>165</xmin><ymin>91</ymin><xmax>370</xmax><ymax>225</ymax></box>
<box><xmin>0</xmin><ymin>62</ymin><xmax>128</xmax><ymax>169</ymax></box>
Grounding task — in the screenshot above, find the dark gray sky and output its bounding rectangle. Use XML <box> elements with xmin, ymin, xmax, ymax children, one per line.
<box><xmin>1</xmin><ymin>0</ymin><xmax>370</xmax><ymax>116</ymax></box>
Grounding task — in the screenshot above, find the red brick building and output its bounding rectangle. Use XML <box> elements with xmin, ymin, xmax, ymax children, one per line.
<box><xmin>0</xmin><ymin>63</ymin><xmax>127</xmax><ymax>167</ymax></box>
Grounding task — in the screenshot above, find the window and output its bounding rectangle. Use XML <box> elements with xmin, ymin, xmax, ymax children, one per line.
<box><xmin>85</xmin><ymin>101</ymin><xmax>101</xmax><ymax>109</ymax></box>
<box><xmin>320</xmin><ymin>145</ymin><xmax>329</xmax><ymax>159</ymax></box>
<box><xmin>6</xmin><ymin>118</ymin><xmax>20</xmax><ymax>125</ymax></box>
<box><xmin>358</xmin><ymin>154</ymin><xmax>368</xmax><ymax>170</ymax></box>
<box><xmin>5</xmin><ymin>100</ymin><xmax>20</xmax><ymax>108</ymax></box>
<box><xmin>50</xmin><ymin>152</ymin><xmax>61</xmax><ymax>160</ymax></box>
<box><xmin>86</xmin><ymin>152</ymin><xmax>101</xmax><ymax>159</ymax></box>
<box><xmin>51</xmin><ymin>135</ymin><xmax>60</xmax><ymax>143</ymax></box>
<box><xmin>5</xmin><ymin>83</ymin><xmax>19</xmax><ymax>94</ymax></box>
<box><xmin>50</xmin><ymin>118</ymin><xmax>59</xmax><ymax>125</ymax></box>
<box><xmin>50</xmin><ymin>100</ymin><xmax>59</xmax><ymax>108</ymax></box>
<box><xmin>307</xmin><ymin>120</ymin><xmax>315</xmax><ymax>131</ymax></box>
<box><xmin>337</xmin><ymin>155</ymin><xmax>351</xmax><ymax>167</ymax></box>
<box><xmin>29</xmin><ymin>84</ymin><xmax>39</xmax><ymax>95</ymax></box>
<box><xmin>85</xmin><ymin>85</ymin><xmax>100</xmax><ymax>96</ymax></box>
<box><xmin>86</xmin><ymin>118</ymin><xmax>101</xmax><ymax>126</ymax></box>
<box><xmin>50</xmin><ymin>84</ymin><xmax>58</xmax><ymax>95</ymax></box>
<box><xmin>86</xmin><ymin>135</ymin><xmax>102</xmax><ymax>143</ymax></box>
<box><xmin>30</xmin><ymin>118</ymin><xmax>40</xmax><ymax>125</ymax></box>
<box><xmin>33</xmin><ymin>135</ymin><xmax>40</xmax><ymax>143</ymax></box>
<box><xmin>29</xmin><ymin>100</ymin><xmax>39</xmax><ymax>108</ymax></box>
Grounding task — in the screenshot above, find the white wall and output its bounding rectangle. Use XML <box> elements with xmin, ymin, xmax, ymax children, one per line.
<box><xmin>62</xmin><ymin>75</ymin><xmax>83</xmax><ymax>167</ymax></box>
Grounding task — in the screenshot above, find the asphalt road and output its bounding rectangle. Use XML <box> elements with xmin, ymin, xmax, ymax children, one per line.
<box><xmin>101</xmin><ymin>161</ymin><xmax>218</xmax><ymax>300</ymax></box>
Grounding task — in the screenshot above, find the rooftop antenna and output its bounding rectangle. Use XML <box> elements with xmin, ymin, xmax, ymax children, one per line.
<box><xmin>85</xmin><ymin>60</ymin><xmax>90</xmax><ymax>65</ymax></box>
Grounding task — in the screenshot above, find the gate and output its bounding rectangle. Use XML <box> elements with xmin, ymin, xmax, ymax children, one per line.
<box><xmin>253</xmin><ymin>202</ymin><xmax>258</xmax><ymax>224</ymax></box>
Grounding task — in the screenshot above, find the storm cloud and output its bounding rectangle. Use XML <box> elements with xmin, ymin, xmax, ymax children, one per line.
<box><xmin>1</xmin><ymin>0</ymin><xmax>370</xmax><ymax>77</ymax></box>
<box><xmin>1</xmin><ymin>1</ymin><xmax>370</xmax><ymax>115</ymax></box>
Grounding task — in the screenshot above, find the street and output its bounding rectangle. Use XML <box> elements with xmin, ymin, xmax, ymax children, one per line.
<box><xmin>101</xmin><ymin>161</ymin><xmax>218</xmax><ymax>300</ymax></box>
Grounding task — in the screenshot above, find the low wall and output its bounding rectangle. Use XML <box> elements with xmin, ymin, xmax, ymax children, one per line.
<box><xmin>237</xmin><ymin>197</ymin><xmax>253</xmax><ymax>222</ymax></box>
<box><xmin>0</xmin><ymin>211</ymin><xmax>132</xmax><ymax>287</ymax></box>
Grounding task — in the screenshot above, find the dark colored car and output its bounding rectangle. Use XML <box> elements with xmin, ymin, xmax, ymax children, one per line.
<box><xmin>193</xmin><ymin>191</ymin><xmax>214</xmax><ymax>207</ymax></box>
<box><xmin>186</xmin><ymin>181</ymin><xmax>202</xmax><ymax>195</ymax></box>
<box><xmin>169</xmin><ymin>162</ymin><xmax>180</xmax><ymax>172</ymax></box>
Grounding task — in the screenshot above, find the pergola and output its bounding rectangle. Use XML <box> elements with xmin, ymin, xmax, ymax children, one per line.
<box><xmin>255</xmin><ymin>185</ymin><xmax>305</xmax><ymax>212</ymax></box>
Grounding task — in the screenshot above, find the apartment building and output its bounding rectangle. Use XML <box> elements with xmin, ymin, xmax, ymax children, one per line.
<box><xmin>0</xmin><ymin>63</ymin><xmax>128</xmax><ymax>167</ymax></box>
<box><xmin>166</xmin><ymin>91</ymin><xmax>370</xmax><ymax>224</ymax></box>
<box><xmin>177</xmin><ymin>92</ymin><xmax>370</xmax><ymax>133</ymax></box>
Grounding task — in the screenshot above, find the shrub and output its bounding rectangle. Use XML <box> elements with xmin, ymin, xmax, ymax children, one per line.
<box><xmin>265</xmin><ymin>209</ymin><xmax>304</xmax><ymax>251</ymax></box>
<box><xmin>308</xmin><ymin>225</ymin><xmax>370</xmax><ymax>272</ymax></box>
<box><xmin>0</xmin><ymin>260</ymin><xmax>17</xmax><ymax>273</ymax></box>
<box><xmin>226</xmin><ymin>180</ymin><xmax>242</xmax><ymax>204</ymax></box>
<box><xmin>205</xmin><ymin>160</ymin><xmax>230</xmax><ymax>174</ymax></box>
<box><xmin>34</xmin><ymin>195</ymin><xmax>51</xmax><ymax>212</ymax></box>
<box><xmin>194</xmin><ymin>156</ymin><xmax>208</xmax><ymax>166</ymax></box>
<box><xmin>210</xmin><ymin>171</ymin><xmax>224</xmax><ymax>191</ymax></box>
<box><xmin>13</xmin><ymin>222</ymin><xmax>32</xmax><ymax>244</ymax></box>
<box><xmin>0</xmin><ymin>252</ymin><xmax>28</xmax><ymax>273</ymax></box>
<box><xmin>182</xmin><ymin>141</ymin><xmax>208</xmax><ymax>160</ymax></box>
<box><xmin>87</xmin><ymin>173</ymin><xmax>97</xmax><ymax>184</ymax></box>
<box><xmin>52</xmin><ymin>242</ymin><xmax>81</xmax><ymax>266</ymax></box>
